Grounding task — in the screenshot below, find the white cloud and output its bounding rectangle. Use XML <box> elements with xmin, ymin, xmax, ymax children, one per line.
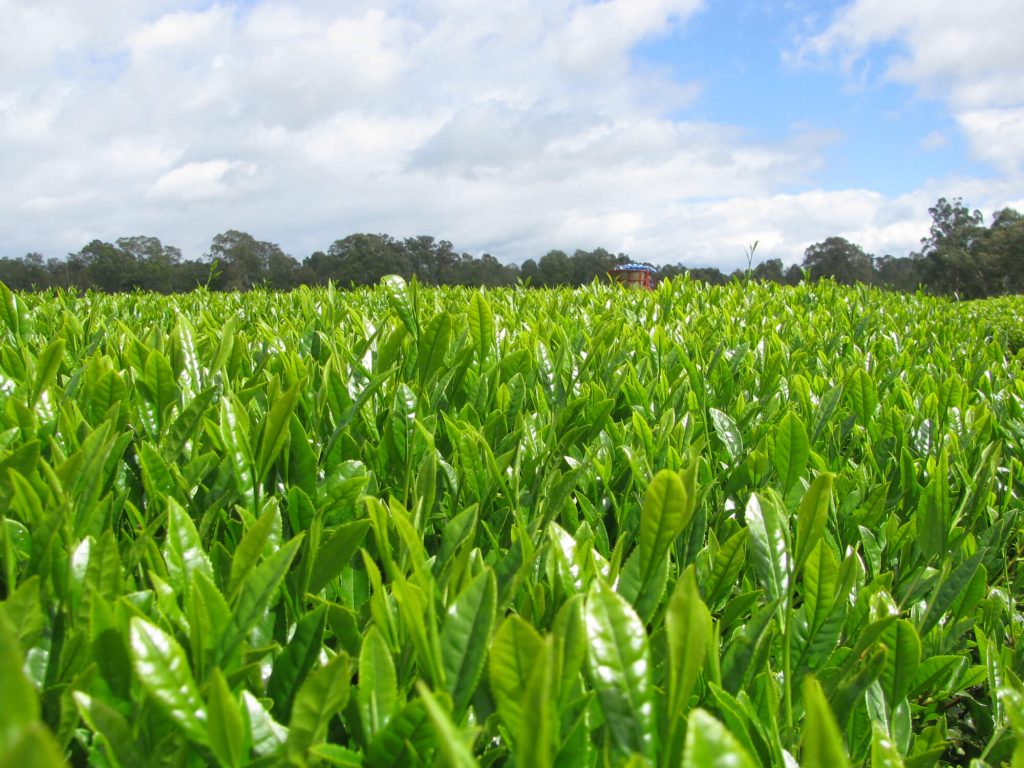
<box><xmin>793</xmin><ymin>0</ymin><xmax>1024</xmax><ymax>171</ymax></box>
<box><xmin>0</xmin><ymin>0</ymin><xmax>1018</xmax><ymax>268</ymax></box>
<box><xmin>128</xmin><ymin>7</ymin><xmax>225</xmax><ymax>56</ymax></box>
<box><xmin>150</xmin><ymin>159</ymin><xmax>260</xmax><ymax>201</ymax></box>
<box><xmin>20</xmin><ymin>192</ymin><xmax>97</xmax><ymax>212</ymax></box>
<box><xmin>956</xmin><ymin>108</ymin><xmax>1024</xmax><ymax>173</ymax></box>
<box><xmin>554</xmin><ymin>0</ymin><xmax>703</xmax><ymax>74</ymax></box>
<box><xmin>603</xmin><ymin>188</ymin><xmax>933</xmax><ymax>267</ymax></box>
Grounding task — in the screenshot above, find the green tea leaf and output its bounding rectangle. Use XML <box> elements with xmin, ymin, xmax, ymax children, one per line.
<box><xmin>241</xmin><ymin>690</ymin><xmax>288</xmax><ymax>758</ymax></box>
<box><xmin>745</xmin><ymin>492</ymin><xmax>790</xmax><ymax>604</ymax></box>
<box><xmin>917</xmin><ymin>481</ymin><xmax>945</xmax><ymax>564</ymax></box>
<box><xmin>441</xmin><ymin>567</ymin><xmax>497</xmax><ymax>718</ymax></box>
<box><xmin>142</xmin><ymin>347</ymin><xmax>177</xmax><ymax>430</ymax></box>
<box><xmin>73</xmin><ymin>691</ymin><xmax>143</xmax><ymax>768</ymax></box>
<box><xmin>0</xmin><ymin>576</ymin><xmax>44</xmax><ymax>651</ymax></box>
<box><xmin>682</xmin><ymin>709</ymin><xmax>758</xmax><ymax>768</ymax></box>
<box><xmin>287</xmin><ymin>652</ymin><xmax>352</xmax><ymax>759</ymax></box>
<box><xmin>0</xmin><ymin>722</ymin><xmax>67</xmax><ymax>768</ymax></box>
<box><xmin>617</xmin><ymin>546</ymin><xmax>669</xmax><ymax>624</ymax></box>
<box><xmin>704</xmin><ymin>527</ymin><xmax>748</xmax><ymax>607</ymax></box>
<box><xmin>664</xmin><ymin>565</ymin><xmax>712</xmax><ymax>765</ymax></box>
<box><xmin>308</xmin><ymin>519</ymin><xmax>371</xmax><ymax>596</ymax></box>
<box><xmin>827</xmin><ymin>645</ymin><xmax>886</xmax><ymax>725</ymax></box>
<box><xmin>919</xmin><ymin>552</ymin><xmax>983</xmax><ymax>638</ymax></box>
<box><xmin>391</xmin><ymin>575</ymin><xmax>443</xmax><ymax>687</ymax></box>
<box><xmin>773</xmin><ymin>411</ymin><xmax>809</xmax><ymax>493</ymax></box>
<box><xmin>802</xmin><ymin>677</ymin><xmax>850</xmax><ymax>768</ymax></box>
<box><xmin>165</xmin><ymin>497</ymin><xmax>213</xmax><ymax>587</ymax></box>
<box><xmin>666</xmin><ymin>565</ymin><xmax>711</xmax><ymax>720</ymax></box>
<box><xmin>802</xmin><ymin>539</ymin><xmax>838</xmax><ymax>636</ymax></box>
<box><xmin>518</xmin><ymin>638</ymin><xmax>554</xmax><ymax>768</ymax></box>
<box><xmin>880</xmin><ymin>619</ymin><xmax>921</xmax><ymax>708</ymax></box>
<box><xmin>870</xmin><ymin>721</ymin><xmax>905</xmax><ymax>768</ymax></box>
<box><xmin>489</xmin><ymin>615</ymin><xmax>546</xmax><ymax>739</ymax></box>
<box><xmin>810</xmin><ymin>381</ymin><xmax>844</xmax><ymax>445</ymax></box>
<box><xmin>162</xmin><ymin>385</ymin><xmax>217</xmax><ymax>462</ymax></box>
<box><xmin>130</xmin><ymin>616</ymin><xmax>208</xmax><ymax>744</ymax></box>
<box><xmin>308</xmin><ymin>743</ymin><xmax>364</xmax><ymax>766</ymax></box>
<box><xmin>381</xmin><ymin>274</ymin><xmax>418</xmax><ymax>336</ymax></box>
<box><xmin>709</xmin><ymin>408</ymin><xmax>743</xmax><ymax>461</ymax></box>
<box><xmin>366</xmin><ymin>699</ymin><xmax>432</xmax><ymax>768</ymax></box>
<box><xmin>639</xmin><ymin>469</ymin><xmax>691</xmax><ymax>562</ymax></box>
<box><xmin>418</xmin><ymin>311</ymin><xmax>452</xmax><ymax>386</ymax></box>
<box><xmin>228</xmin><ymin>500</ymin><xmax>280</xmax><ymax>595</ymax></box>
<box><xmin>416</xmin><ymin>682</ymin><xmax>478</xmax><ymax>768</ymax></box>
<box><xmin>909</xmin><ymin>655</ymin><xmax>964</xmax><ymax>700</ymax></box>
<box><xmin>256</xmin><ymin>382</ymin><xmax>300</xmax><ymax>483</ymax></box>
<box><xmin>0</xmin><ymin>613</ymin><xmax>39</xmax><ymax>753</ymax></box>
<box><xmin>358</xmin><ymin>625</ymin><xmax>398</xmax><ymax>741</ymax></box>
<box><xmin>795</xmin><ymin>473</ymin><xmax>833</xmax><ymax>575</ymax></box>
<box><xmin>0</xmin><ymin>280</ymin><xmax>21</xmax><ymax>340</ymax></box>
<box><xmin>267</xmin><ymin>605</ymin><xmax>328</xmax><ymax>722</ymax></box>
<box><xmin>207</xmin><ymin>666</ymin><xmax>245</xmax><ymax>768</ymax></box>
<box><xmin>219</xmin><ymin>535</ymin><xmax>303</xmax><ymax>666</ymax></box>
<box><xmin>846</xmin><ymin>368</ymin><xmax>877</xmax><ymax>425</ymax></box>
<box><xmin>584</xmin><ymin>579</ymin><xmax>655</xmax><ymax>760</ymax></box>
<box><xmin>30</xmin><ymin>337</ymin><xmax>64</xmax><ymax>406</ymax></box>
<box><xmin>720</xmin><ymin>597</ymin><xmax>779</xmax><ymax>694</ymax></box>
<box><xmin>552</xmin><ymin>593</ymin><xmax>587</xmax><ymax>709</ymax></box>
<box><xmin>467</xmin><ymin>291</ymin><xmax>495</xmax><ymax>364</ymax></box>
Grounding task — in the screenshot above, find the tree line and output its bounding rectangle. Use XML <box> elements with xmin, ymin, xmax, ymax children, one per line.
<box><xmin>1</xmin><ymin>197</ymin><xmax>1021</xmax><ymax>297</ymax></box>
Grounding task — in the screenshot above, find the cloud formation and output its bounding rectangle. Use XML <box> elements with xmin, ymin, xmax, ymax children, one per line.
<box><xmin>0</xmin><ymin>0</ymin><xmax>1021</xmax><ymax>268</ymax></box>
<box><xmin>795</xmin><ymin>0</ymin><xmax>1024</xmax><ymax>173</ymax></box>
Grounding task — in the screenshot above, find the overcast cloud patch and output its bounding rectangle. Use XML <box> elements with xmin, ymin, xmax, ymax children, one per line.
<box><xmin>0</xmin><ymin>0</ymin><xmax>1021</xmax><ymax>267</ymax></box>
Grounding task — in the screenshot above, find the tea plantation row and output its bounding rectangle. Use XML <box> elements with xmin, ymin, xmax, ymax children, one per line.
<box><xmin>1</xmin><ymin>278</ymin><xmax>1022</xmax><ymax>767</ymax></box>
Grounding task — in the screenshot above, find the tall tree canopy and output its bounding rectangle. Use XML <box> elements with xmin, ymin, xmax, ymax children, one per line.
<box><xmin>801</xmin><ymin>237</ymin><xmax>875</xmax><ymax>285</ymax></box>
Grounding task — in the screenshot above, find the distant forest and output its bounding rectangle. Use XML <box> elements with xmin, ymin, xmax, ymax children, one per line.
<box><xmin>2</xmin><ymin>197</ymin><xmax>1022</xmax><ymax>298</ymax></box>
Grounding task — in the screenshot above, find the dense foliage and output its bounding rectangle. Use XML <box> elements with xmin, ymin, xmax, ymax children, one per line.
<box><xmin>2</xmin><ymin>197</ymin><xmax>1022</xmax><ymax>298</ymax></box>
<box><xmin>1</xmin><ymin>277</ymin><xmax>1023</xmax><ymax>767</ymax></box>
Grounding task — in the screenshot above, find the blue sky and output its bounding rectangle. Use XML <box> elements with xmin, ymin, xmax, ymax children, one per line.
<box><xmin>1</xmin><ymin>0</ymin><xmax>1021</xmax><ymax>268</ymax></box>
<box><xmin>638</xmin><ymin>1</ymin><xmax>994</xmax><ymax>194</ymax></box>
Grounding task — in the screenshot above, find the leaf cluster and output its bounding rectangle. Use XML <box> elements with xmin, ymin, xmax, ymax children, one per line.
<box><xmin>1</xmin><ymin>277</ymin><xmax>1023</xmax><ymax>766</ymax></box>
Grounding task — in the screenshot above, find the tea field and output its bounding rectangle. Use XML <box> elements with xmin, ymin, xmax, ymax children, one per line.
<box><xmin>1</xmin><ymin>277</ymin><xmax>1023</xmax><ymax>767</ymax></box>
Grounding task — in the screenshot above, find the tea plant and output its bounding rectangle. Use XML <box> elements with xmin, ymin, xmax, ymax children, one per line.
<box><xmin>1</xmin><ymin>276</ymin><xmax>1022</xmax><ymax>766</ymax></box>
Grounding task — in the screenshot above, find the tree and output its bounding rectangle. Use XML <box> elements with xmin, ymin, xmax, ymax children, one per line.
<box><xmin>401</xmin><ymin>236</ymin><xmax>461</xmax><ymax>284</ymax></box>
<box><xmin>317</xmin><ymin>234</ymin><xmax>411</xmax><ymax>286</ymax></box>
<box><xmin>981</xmin><ymin>207</ymin><xmax>1024</xmax><ymax>295</ymax></box>
<box><xmin>751</xmin><ymin>258</ymin><xmax>784</xmax><ymax>283</ymax></box>
<box><xmin>70</xmin><ymin>240</ymin><xmax>140</xmax><ymax>292</ymax></box>
<box><xmin>874</xmin><ymin>255</ymin><xmax>920</xmax><ymax>292</ymax></box>
<box><xmin>537</xmin><ymin>250</ymin><xmax>573</xmax><ymax>286</ymax></box>
<box><xmin>117</xmin><ymin>236</ymin><xmax>181</xmax><ymax>293</ymax></box>
<box><xmin>267</xmin><ymin>250</ymin><xmax>300</xmax><ymax>290</ymax></box>
<box><xmin>519</xmin><ymin>259</ymin><xmax>540</xmax><ymax>285</ymax></box>
<box><xmin>569</xmin><ymin>248</ymin><xmax>624</xmax><ymax>285</ymax></box>
<box><xmin>915</xmin><ymin>197</ymin><xmax>986</xmax><ymax>297</ymax></box>
<box><xmin>0</xmin><ymin>253</ymin><xmax>49</xmax><ymax>290</ymax></box>
<box><xmin>450</xmin><ymin>253</ymin><xmax>518</xmax><ymax>287</ymax></box>
<box><xmin>801</xmin><ymin>237</ymin><xmax>875</xmax><ymax>285</ymax></box>
<box><xmin>686</xmin><ymin>266</ymin><xmax>727</xmax><ymax>284</ymax></box>
<box><xmin>301</xmin><ymin>250</ymin><xmax>333</xmax><ymax>285</ymax></box>
<box><xmin>207</xmin><ymin>230</ymin><xmax>292</xmax><ymax>290</ymax></box>
<box><xmin>783</xmin><ymin>264</ymin><xmax>804</xmax><ymax>286</ymax></box>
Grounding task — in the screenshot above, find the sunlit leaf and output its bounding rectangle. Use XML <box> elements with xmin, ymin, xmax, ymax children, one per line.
<box><xmin>584</xmin><ymin>579</ymin><xmax>655</xmax><ymax>760</ymax></box>
<box><xmin>129</xmin><ymin>616</ymin><xmax>208</xmax><ymax>744</ymax></box>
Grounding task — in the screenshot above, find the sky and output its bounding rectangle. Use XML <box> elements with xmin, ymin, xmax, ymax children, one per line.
<box><xmin>2</xmin><ymin>0</ymin><xmax>1022</xmax><ymax>270</ymax></box>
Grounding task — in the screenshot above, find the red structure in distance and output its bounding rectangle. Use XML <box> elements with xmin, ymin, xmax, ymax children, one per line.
<box><xmin>609</xmin><ymin>263</ymin><xmax>656</xmax><ymax>290</ymax></box>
